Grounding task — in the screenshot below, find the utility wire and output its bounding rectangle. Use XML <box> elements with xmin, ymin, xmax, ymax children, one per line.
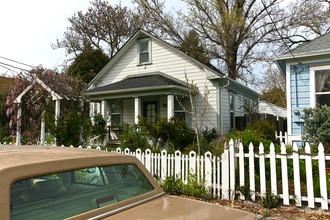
<box><xmin>261</xmin><ymin>0</ymin><xmax>302</xmax><ymax>64</ymax></box>
<box><xmin>0</xmin><ymin>61</ymin><xmax>30</xmax><ymax>72</ymax></box>
<box><xmin>0</xmin><ymin>55</ymin><xmax>35</xmax><ymax>68</ymax></box>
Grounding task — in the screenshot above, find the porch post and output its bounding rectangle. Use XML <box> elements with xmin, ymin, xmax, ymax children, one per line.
<box><xmin>101</xmin><ymin>100</ymin><xmax>108</xmax><ymax>119</ymax></box>
<box><xmin>101</xmin><ymin>100</ymin><xmax>108</xmax><ymax>145</ymax></box>
<box><xmin>167</xmin><ymin>95</ymin><xmax>174</xmax><ymax>121</ymax></box>
<box><xmin>40</xmin><ymin>110</ymin><xmax>45</xmax><ymax>144</ymax></box>
<box><xmin>134</xmin><ymin>97</ymin><xmax>141</xmax><ymax>124</ymax></box>
<box><xmin>16</xmin><ymin>104</ymin><xmax>22</xmax><ymax>146</ymax></box>
<box><xmin>55</xmin><ymin>99</ymin><xmax>60</xmax><ymax>124</ymax></box>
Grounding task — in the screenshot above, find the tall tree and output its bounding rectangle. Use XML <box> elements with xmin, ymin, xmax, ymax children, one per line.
<box><xmin>53</xmin><ymin>0</ymin><xmax>143</xmax><ymax>58</ymax></box>
<box><xmin>67</xmin><ymin>44</ymin><xmax>110</xmax><ymax>83</ymax></box>
<box><xmin>259</xmin><ymin>64</ymin><xmax>286</xmax><ymax>107</ymax></box>
<box><xmin>274</xmin><ymin>0</ymin><xmax>330</xmax><ymax>52</ymax></box>
<box><xmin>180</xmin><ymin>29</ymin><xmax>210</xmax><ymax>65</ymax></box>
<box><xmin>135</xmin><ymin>0</ymin><xmax>286</xmax><ymax>80</ymax></box>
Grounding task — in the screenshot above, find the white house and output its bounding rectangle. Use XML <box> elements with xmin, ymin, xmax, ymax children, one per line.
<box><xmin>84</xmin><ymin>30</ymin><xmax>260</xmax><ymax>142</ymax></box>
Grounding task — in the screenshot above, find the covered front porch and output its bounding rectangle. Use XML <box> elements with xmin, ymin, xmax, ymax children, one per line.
<box><xmin>84</xmin><ymin>73</ymin><xmax>190</xmax><ymax>143</ymax></box>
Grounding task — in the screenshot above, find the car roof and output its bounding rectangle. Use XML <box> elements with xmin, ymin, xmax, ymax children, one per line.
<box><xmin>0</xmin><ymin>145</ymin><xmax>133</xmax><ymax>171</ymax></box>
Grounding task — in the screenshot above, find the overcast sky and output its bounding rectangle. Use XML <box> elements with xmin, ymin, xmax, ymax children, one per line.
<box><xmin>0</xmin><ymin>0</ymin><xmax>133</xmax><ymax>77</ymax></box>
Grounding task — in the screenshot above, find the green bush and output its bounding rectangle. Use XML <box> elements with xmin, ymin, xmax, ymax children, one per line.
<box><xmin>119</xmin><ymin>123</ymin><xmax>151</xmax><ymax>151</ymax></box>
<box><xmin>303</xmin><ymin>105</ymin><xmax>330</xmax><ymax>152</ymax></box>
<box><xmin>90</xmin><ymin>113</ymin><xmax>107</xmax><ymax>141</ymax></box>
<box><xmin>161</xmin><ymin>176</ymin><xmax>184</xmax><ymax>195</ymax></box>
<box><xmin>160</xmin><ymin>174</ymin><xmax>209</xmax><ymax>199</ymax></box>
<box><xmin>261</xmin><ymin>192</ymin><xmax>280</xmax><ymax>209</ymax></box>
<box><xmin>138</xmin><ymin>117</ymin><xmax>194</xmax><ymax>151</ymax></box>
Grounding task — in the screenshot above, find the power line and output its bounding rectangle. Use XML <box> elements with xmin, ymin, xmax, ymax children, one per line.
<box><xmin>0</xmin><ymin>55</ymin><xmax>35</xmax><ymax>68</ymax></box>
<box><xmin>261</xmin><ymin>0</ymin><xmax>302</xmax><ymax>64</ymax></box>
<box><xmin>0</xmin><ymin>61</ymin><xmax>30</xmax><ymax>72</ymax></box>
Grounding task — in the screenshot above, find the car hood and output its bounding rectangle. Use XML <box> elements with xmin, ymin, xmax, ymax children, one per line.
<box><xmin>105</xmin><ymin>195</ymin><xmax>256</xmax><ymax>220</ymax></box>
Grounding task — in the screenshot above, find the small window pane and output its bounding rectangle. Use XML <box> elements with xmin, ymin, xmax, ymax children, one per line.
<box><xmin>111</xmin><ymin>114</ymin><xmax>121</xmax><ymax>127</ymax></box>
<box><xmin>140</xmin><ymin>41</ymin><xmax>149</xmax><ymax>52</ymax></box>
<box><xmin>140</xmin><ymin>52</ymin><xmax>149</xmax><ymax>63</ymax></box>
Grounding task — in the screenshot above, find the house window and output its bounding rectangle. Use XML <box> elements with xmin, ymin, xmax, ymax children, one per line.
<box><xmin>110</xmin><ymin>100</ymin><xmax>122</xmax><ymax>127</ymax></box>
<box><xmin>243</xmin><ymin>99</ymin><xmax>251</xmax><ymax>113</ymax></box>
<box><xmin>138</xmin><ymin>38</ymin><xmax>151</xmax><ymax>65</ymax></box>
<box><xmin>315</xmin><ymin>69</ymin><xmax>330</xmax><ymax>106</ymax></box>
<box><xmin>174</xmin><ymin>97</ymin><xmax>186</xmax><ymax>121</ymax></box>
<box><xmin>143</xmin><ymin>101</ymin><xmax>157</xmax><ymax>123</ymax></box>
<box><xmin>229</xmin><ymin>94</ymin><xmax>235</xmax><ymax>129</ymax></box>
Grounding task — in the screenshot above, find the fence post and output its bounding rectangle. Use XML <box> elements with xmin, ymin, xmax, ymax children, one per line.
<box><xmin>281</xmin><ymin>143</ymin><xmax>289</xmax><ymax>205</ymax></box>
<box><xmin>204</xmin><ymin>152</ymin><xmax>212</xmax><ymax>189</ymax></box>
<box><xmin>229</xmin><ymin>139</ymin><xmax>236</xmax><ymax>199</ymax></box>
<box><xmin>305</xmin><ymin>143</ymin><xmax>315</xmax><ymax>209</ymax></box>
<box><xmin>135</xmin><ymin>148</ymin><xmax>142</xmax><ymax>162</ymax></box>
<box><xmin>238</xmin><ymin>142</ymin><xmax>245</xmax><ymax>200</ymax></box>
<box><xmin>292</xmin><ymin>143</ymin><xmax>301</xmax><ymax>207</ymax></box>
<box><xmin>145</xmin><ymin>149</ymin><xmax>151</xmax><ymax>173</ymax></box>
<box><xmin>249</xmin><ymin>143</ymin><xmax>255</xmax><ymax>201</ymax></box>
<box><xmin>161</xmin><ymin>149</ymin><xmax>167</xmax><ymax>181</ymax></box>
<box><xmin>269</xmin><ymin>143</ymin><xmax>277</xmax><ymax>195</ymax></box>
<box><xmin>318</xmin><ymin>143</ymin><xmax>328</xmax><ymax>210</ymax></box>
<box><xmin>221</xmin><ymin>145</ymin><xmax>229</xmax><ymax>200</ymax></box>
<box><xmin>175</xmin><ymin>150</ymin><xmax>181</xmax><ymax>179</ymax></box>
<box><xmin>189</xmin><ymin>151</ymin><xmax>196</xmax><ymax>175</ymax></box>
<box><xmin>259</xmin><ymin>143</ymin><xmax>266</xmax><ymax>197</ymax></box>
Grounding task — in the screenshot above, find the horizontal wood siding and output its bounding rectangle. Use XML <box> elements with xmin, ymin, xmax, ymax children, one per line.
<box><xmin>290</xmin><ymin>65</ymin><xmax>310</xmax><ymax>135</ymax></box>
<box><xmin>122</xmin><ymin>99</ymin><xmax>134</xmax><ymax>125</ymax></box>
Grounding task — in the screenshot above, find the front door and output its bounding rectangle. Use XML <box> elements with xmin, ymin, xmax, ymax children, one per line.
<box><xmin>143</xmin><ymin>101</ymin><xmax>157</xmax><ymax>123</ymax></box>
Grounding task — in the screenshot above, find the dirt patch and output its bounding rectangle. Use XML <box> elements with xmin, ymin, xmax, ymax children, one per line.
<box><xmin>212</xmin><ymin>199</ymin><xmax>330</xmax><ymax>220</ymax></box>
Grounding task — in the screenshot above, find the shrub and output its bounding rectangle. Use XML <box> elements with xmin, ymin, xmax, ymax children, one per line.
<box><xmin>261</xmin><ymin>192</ymin><xmax>280</xmax><ymax>209</ymax></box>
<box><xmin>90</xmin><ymin>113</ymin><xmax>107</xmax><ymax>141</ymax></box>
<box><xmin>137</xmin><ymin>117</ymin><xmax>194</xmax><ymax>151</ymax></box>
<box><xmin>119</xmin><ymin>123</ymin><xmax>151</xmax><ymax>151</ymax></box>
<box><xmin>161</xmin><ymin>176</ymin><xmax>184</xmax><ymax>195</ymax></box>
<box><xmin>183</xmin><ymin>174</ymin><xmax>208</xmax><ymax>198</ymax></box>
<box><xmin>303</xmin><ymin>105</ymin><xmax>330</xmax><ymax>152</ymax></box>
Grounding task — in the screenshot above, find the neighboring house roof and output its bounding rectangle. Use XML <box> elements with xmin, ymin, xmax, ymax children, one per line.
<box><xmin>278</xmin><ymin>32</ymin><xmax>330</xmax><ymax>60</ymax></box>
<box><xmin>276</xmin><ymin>32</ymin><xmax>330</xmax><ymax>75</ymax></box>
<box><xmin>258</xmin><ymin>100</ymin><xmax>286</xmax><ymax>118</ymax></box>
<box><xmin>86</xmin><ymin>72</ymin><xmax>187</xmax><ymax>94</ymax></box>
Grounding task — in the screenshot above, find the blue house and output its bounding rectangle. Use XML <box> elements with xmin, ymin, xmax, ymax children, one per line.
<box><xmin>276</xmin><ymin>33</ymin><xmax>330</xmax><ymax>145</ymax></box>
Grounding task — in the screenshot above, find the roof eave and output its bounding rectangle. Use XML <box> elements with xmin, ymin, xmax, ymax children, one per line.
<box><xmin>84</xmin><ymin>85</ymin><xmax>189</xmax><ymax>97</ymax></box>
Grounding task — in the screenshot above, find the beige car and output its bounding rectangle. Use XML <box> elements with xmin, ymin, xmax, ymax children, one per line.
<box><xmin>1</xmin><ymin>146</ymin><xmax>256</xmax><ymax>219</ymax></box>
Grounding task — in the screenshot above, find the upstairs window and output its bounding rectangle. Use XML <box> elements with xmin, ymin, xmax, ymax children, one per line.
<box><xmin>138</xmin><ymin>38</ymin><xmax>151</xmax><ymax>65</ymax></box>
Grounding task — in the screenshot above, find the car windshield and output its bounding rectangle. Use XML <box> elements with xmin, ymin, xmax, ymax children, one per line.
<box><xmin>10</xmin><ymin>164</ymin><xmax>154</xmax><ymax>219</ymax></box>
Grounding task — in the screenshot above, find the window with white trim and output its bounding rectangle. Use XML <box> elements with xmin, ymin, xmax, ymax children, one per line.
<box><xmin>315</xmin><ymin>69</ymin><xmax>330</xmax><ymax>106</ymax></box>
<box><xmin>110</xmin><ymin>100</ymin><xmax>122</xmax><ymax>127</ymax></box>
<box><xmin>138</xmin><ymin>38</ymin><xmax>151</xmax><ymax>65</ymax></box>
<box><xmin>174</xmin><ymin>97</ymin><xmax>186</xmax><ymax>121</ymax></box>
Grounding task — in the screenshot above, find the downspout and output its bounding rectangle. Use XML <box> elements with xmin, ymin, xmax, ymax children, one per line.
<box><xmin>218</xmin><ymin>79</ymin><xmax>230</xmax><ymax>133</ymax></box>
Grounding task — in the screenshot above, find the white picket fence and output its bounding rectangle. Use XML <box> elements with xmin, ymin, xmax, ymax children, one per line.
<box><xmin>110</xmin><ymin>140</ymin><xmax>329</xmax><ymax>210</ymax></box>
<box><xmin>275</xmin><ymin>131</ymin><xmax>288</xmax><ymax>144</ymax></box>
<box><xmin>1</xmin><ymin>139</ymin><xmax>329</xmax><ymax>210</ymax></box>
